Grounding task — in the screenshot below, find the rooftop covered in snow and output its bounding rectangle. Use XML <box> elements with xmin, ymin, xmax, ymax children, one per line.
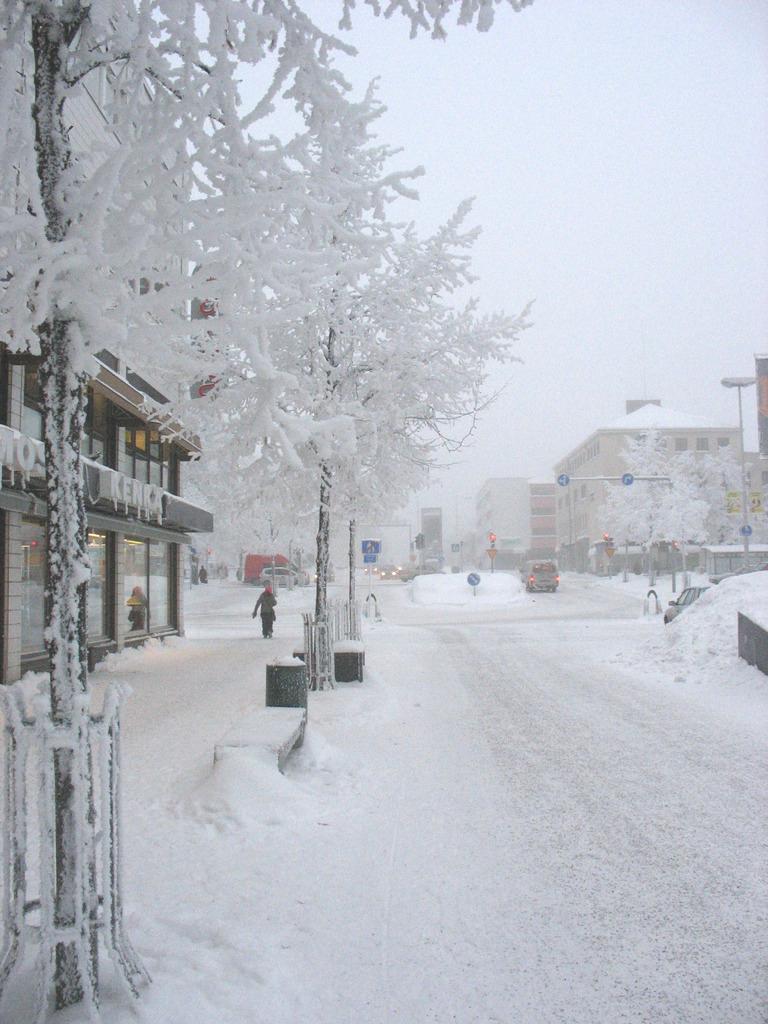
<box><xmin>604</xmin><ymin>403</ymin><xmax>736</xmax><ymax>432</ymax></box>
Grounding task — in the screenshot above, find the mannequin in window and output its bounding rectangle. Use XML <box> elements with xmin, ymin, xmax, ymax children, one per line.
<box><xmin>127</xmin><ymin>586</ymin><xmax>147</xmax><ymax>631</ymax></box>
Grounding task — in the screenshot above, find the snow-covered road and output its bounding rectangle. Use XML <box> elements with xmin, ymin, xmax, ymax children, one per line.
<box><xmin>3</xmin><ymin>574</ymin><xmax>766</xmax><ymax>1023</ymax></box>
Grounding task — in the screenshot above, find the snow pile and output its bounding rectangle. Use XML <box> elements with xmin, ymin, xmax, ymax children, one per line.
<box><xmin>623</xmin><ymin>573</ymin><xmax>768</xmax><ymax>687</ymax></box>
<box><xmin>410</xmin><ymin>570</ymin><xmax>525</xmax><ymax>606</ymax></box>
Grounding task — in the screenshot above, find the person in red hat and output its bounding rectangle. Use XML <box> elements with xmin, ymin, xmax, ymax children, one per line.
<box><xmin>252</xmin><ymin>583</ymin><xmax>277</xmax><ymax>638</ymax></box>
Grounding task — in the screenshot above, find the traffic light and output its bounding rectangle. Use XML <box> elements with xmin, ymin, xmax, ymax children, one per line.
<box><xmin>488</xmin><ymin>531</ymin><xmax>496</xmax><ymax>546</ymax></box>
<box><xmin>602</xmin><ymin>533</ymin><xmax>613</xmax><ymax>544</ymax></box>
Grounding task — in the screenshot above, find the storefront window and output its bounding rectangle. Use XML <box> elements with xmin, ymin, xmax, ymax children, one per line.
<box><xmin>149</xmin><ymin>540</ymin><xmax>171</xmax><ymax>630</ymax></box>
<box><xmin>123</xmin><ymin>536</ymin><xmax>148</xmax><ymax>634</ymax></box>
<box><xmin>87</xmin><ymin>530</ymin><xmax>109</xmax><ymax>638</ymax></box>
<box><xmin>21</xmin><ymin>517</ymin><xmax>46</xmax><ymax>654</ymax></box>
<box><xmin>123</xmin><ymin>536</ymin><xmax>173</xmax><ymax>633</ymax></box>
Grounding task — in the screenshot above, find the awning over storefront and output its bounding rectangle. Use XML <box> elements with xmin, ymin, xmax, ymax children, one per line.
<box><xmin>85</xmin><ymin>511</ymin><xmax>190</xmax><ymax>545</ymax></box>
<box><xmin>162</xmin><ymin>494</ymin><xmax>214</xmax><ymax>534</ymax></box>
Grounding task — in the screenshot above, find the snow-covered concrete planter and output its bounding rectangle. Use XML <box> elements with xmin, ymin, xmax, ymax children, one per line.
<box><xmin>266</xmin><ymin>658</ymin><xmax>308</xmax><ymax>709</ymax></box>
<box><xmin>333</xmin><ymin>640</ymin><xmax>365</xmax><ymax>682</ymax></box>
<box><xmin>215</xmin><ymin>707</ymin><xmax>307</xmax><ymax>774</ymax></box>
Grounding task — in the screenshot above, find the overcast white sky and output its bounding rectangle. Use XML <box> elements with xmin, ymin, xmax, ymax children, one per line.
<box><xmin>300</xmin><ymin>1</ymin><xmax>768</xmax><ymax>516</ymax></box>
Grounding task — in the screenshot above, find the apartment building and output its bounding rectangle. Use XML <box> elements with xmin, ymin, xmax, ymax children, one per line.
<box><xmin>528</xmin><ymin>481</ymin><xmax>557</xmax><ymax>559</ymax></box>
<box><xmin>475</xmin><ymin>478</ymin><xmax>558</xmax><ymax>569</ymax></box>
<box><xmin>553</xmin><ymin>400</ymin><xmax>740</xmax><ymax>571</ymax></box>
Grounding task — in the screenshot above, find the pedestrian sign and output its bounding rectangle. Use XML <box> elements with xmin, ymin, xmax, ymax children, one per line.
<box><xmin>361</xmin><ymin>539</ymin><xmax>381</xmax><ymax>555</ymax></box>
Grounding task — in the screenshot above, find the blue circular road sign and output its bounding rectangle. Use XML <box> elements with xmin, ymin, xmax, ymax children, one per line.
<box><xmin>622</xmin><ymin>473</ymin><xmax>634</xmax><ymax>486</ymax></box>
<box><xmin>557</xmin><ymin>473</ymin><xmax>570</xmax><ymax>487</ymax></box>
<box><xmin>740</xmin><ymin>524</ymin><xmax>753</xmax><ymax>537</ymax></box>
<box><xmin>467</xmin><ymin>572</ymin><xmax>481</xmax><ymax>587</ymax></box>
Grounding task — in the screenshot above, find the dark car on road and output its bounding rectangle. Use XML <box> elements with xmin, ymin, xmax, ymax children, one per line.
<box><xmin>664</xmin><ymin>585</ymin><xmax>709</xmax><ymax>624</ymax></box>
<box><xmin>522</xmin><ymin>560</ymin><xmax>560</xmax><ymax>593</ymax></box>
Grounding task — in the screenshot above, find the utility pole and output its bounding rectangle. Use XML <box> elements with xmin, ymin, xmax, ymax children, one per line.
<box><xmin>721</xmin><ymin>377</ymin><xmax>756</xmax><ymax>564</ymax></box>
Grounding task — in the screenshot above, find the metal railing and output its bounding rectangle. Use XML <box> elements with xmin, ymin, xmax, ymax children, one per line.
<box><xmin>0</xmin><ymin>683</ymin><xmax>149</xmax><ymax>1016</ymax></box>
<box><xmin>302</xmin><ymin>599</ymin><xmax>361</xmax><ymax>690</ymax></box>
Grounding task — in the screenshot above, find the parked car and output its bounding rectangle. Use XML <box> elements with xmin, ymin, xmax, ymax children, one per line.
<box><xmin>522</xmin><ymin>560</ymin><xmax>559</xmax><ymax>593</ymax></box>
<box><xmin>709</xmin><ymin>561</ymin><xmax>768</xmax><ymax>585</ymax></box>
<box><xmin>292</xmin><ymin>567</ymin><xmax>311</xmax><ymax>587</ymax></box>
<box><xmin>243</xmin><ymin>552</ymin><xmax>290</xmax><ymax>585</ymax></box>
<box><xmin>258</xmin><ymin>566</ymin><xmax>298</xmax><ymax>589</ymax></box>
<box><xmin>663</xmin><ymin>585</ymin><xmax>709</xmax><ymax>624</ymax></box>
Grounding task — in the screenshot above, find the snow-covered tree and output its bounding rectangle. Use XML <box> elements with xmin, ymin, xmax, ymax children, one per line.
<box><xmin>605</xmin><ymin>431</ymin><xmax>744</xmax><ymax>563</ymax></box>
<box><xmin>189</xmin><ymin>70</ymin><xmax>529</xmax><ymax>686</ymax></box>
<box><xmin>0</xmin><ymin>1</ymin><xmax>370</xmax><ymax>1010</ymax></box>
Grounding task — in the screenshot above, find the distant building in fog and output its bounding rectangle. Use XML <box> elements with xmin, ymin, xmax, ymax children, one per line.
<box><xmin>553</xmin><ymin>399</ymin><xmax>740</xmax><ymax>572</ymax></box>
<box><xmin>475</xmin><ymin>478</ymin><xmax>557</xmax><ymax>569</ymax></box>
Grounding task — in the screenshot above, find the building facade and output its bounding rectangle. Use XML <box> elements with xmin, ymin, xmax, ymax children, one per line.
<box><xmin>0</xmin><ymin>348</ymin><xmax>212</xmax><ymax>684</ymax></box>
<box><xmin>553</xmin><ymin>400</ymin><xmax>740</xmax><ymax>571</ymax></box>
<box><xmin>475</xmin><ymin>478</ymin><xmax>530</xmax><ymax>570</ymax></box>
<box><xmin>528</xmin><ymin>482</ymin><xmax>557</xmax><ymax>560</ymax></box>
<box><xmin>475</xmin><ymin>477</ymin><xmax>558</xmax><ymax>569</ymax></box>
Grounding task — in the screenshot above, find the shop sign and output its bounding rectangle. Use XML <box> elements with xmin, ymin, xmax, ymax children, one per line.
<box><xmin>725</xmin><ymin>491</ymin><xmax>741</xmax><ymax>514</ymax></box>
<box><xmin>97</xmin><ymin>466</ymin><xmax>164</xmax><ymax>523</ymax></box>
<box><xmin>0</xmin><ymin>425</ymin><xmax>45</xmax><ymax>486</ymax></box>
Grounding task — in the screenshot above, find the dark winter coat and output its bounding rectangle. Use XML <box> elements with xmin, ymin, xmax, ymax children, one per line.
<box><xmin>253</xmin><ymin>590</ymin><xmax>277</xmax><ymax>619</ymax></box>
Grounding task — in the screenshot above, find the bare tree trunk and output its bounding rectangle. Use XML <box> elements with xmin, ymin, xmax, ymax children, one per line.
<box><xmin>348</xmin><ymin>517</ymin><xmax>356</xmax><ymax>607</ymax></box>
<box><xmin>32</xmin><ymin>8</ymin><xmax>97</xmax><ymax>1009</ymax></box>
<box><xmin>315</xmin><ymin>460</ymin><xmax>332</xmax><ymax>622</ymax></box>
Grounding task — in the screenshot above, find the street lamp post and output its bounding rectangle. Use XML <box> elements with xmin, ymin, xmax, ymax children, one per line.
<box><xmin>721</xmin><ymin>376</ymin><xmax>756</xmax><ymax>563</ymax></box>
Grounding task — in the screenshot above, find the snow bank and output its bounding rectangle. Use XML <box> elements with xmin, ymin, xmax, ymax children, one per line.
<box><xmin>411</xmin><ymin>571</ymin><xmax>525</xmax><ymax>606</ymax></box>
<box><xmin>620</xmin><ymin>573</ymin><xmax>768</xmax><ymax>688</ymax></box>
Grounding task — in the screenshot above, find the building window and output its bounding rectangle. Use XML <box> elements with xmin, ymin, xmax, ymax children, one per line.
<box><xmin>86</xmin><ymin>530</ymin><xmax>109</xmax><ymax>639</ymax></box>
<box><xmin>21</xmin><ymin>365</ymin><xmax>43</xmax><ymax>440</ymax></box>
<box><xmin>123</xmin><ymin>535</ymin><xmax>173</xmax><ymax>634</ymax></box>
<box><xmin>717</xmin><ymin>437</ymin><xmax>730</xmax><ymax>448</ymax></box>
<box><xmin>762</xmin><ymin>470</ymin><xmax>768</xmax><ymax>486</ymax></box>
<box><xmin>675</xmin><ymin>437</ymin><xmax>688</xmax><ymax>451</ymax></box>
<box><xmin>124</xmin><ymin>536</ymin><xmax>149</xmax><ymax>634</ymax></box>
<box><xmin>118</xmin><ymin>423</ymin><xmax>172</xmax><ymax>487</ymax></box>
<box><xmin>21</xmin><ymin>517</ymin><xmax>46</xmax><ymax>654</ymax></box>
<box><xmin>149</xmin><ymin>540</ymin><xmax>172</xmax><ymax>630</ymax></box>
<box><xmin>695</xmin><ymin>437</ymin><xmax>710</xmax><ymax>451</ymax></box>
<box><xmin>81</xmin><ymin>390</ymin><xmax>109</xmax><ymax>463</ymax></box>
